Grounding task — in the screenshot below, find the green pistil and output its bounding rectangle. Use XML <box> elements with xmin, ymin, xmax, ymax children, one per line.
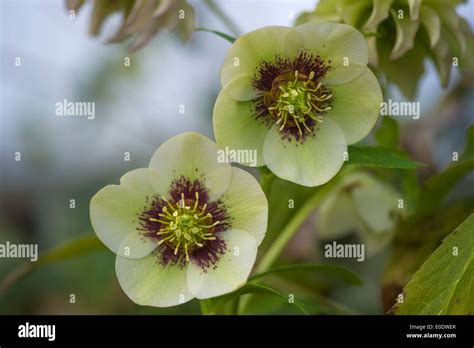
<box><xmin>268</xmin><ymin>71</ymin><xmax>332</xmax><ymax>136</ymax></box>
<box><xmin>150</xmin><ymin>192</ymin><xmax>219</xmax><ymax>262</ymax></box>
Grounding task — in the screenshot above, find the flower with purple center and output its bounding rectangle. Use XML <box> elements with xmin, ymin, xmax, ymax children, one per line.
<box><xmin>213</xmin><ymin>22</ymin><xmax>383</xmax><ymax>187</ymax></box>
<box><xmin>90</xmin><ymin>132</ymin><xmax>268</xmax><ymax>307</ymax></box>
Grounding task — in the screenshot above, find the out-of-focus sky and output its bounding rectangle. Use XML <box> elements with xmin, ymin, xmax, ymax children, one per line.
<box><xmin>0</xmin><ymin>0</ymin><xmax>473</xmax><ymax>188</ymax></box>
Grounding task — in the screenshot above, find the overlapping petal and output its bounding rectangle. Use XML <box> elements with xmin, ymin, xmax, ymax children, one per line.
<box><xmin>219</xmin><ymin>168</ymin><xmax>268</xmax><ymax>245</ymax></box>
<box><xmin>220</xmin><ymin>26</ymin><xmax>292</xmax><ymax>92</ymax></box>
<box><xmin>187</xmin><ymin>229</ymin><xmax>258</xmax><ymax>299</ymax></box>
<box><xmin>325</xmin><ymin>68</ymin><xmax>382</xmax><ymax>144</ymax></box>
<box><xmin>213</xmin><ymin>90</ymin><xmax>269</xmax><ymax>167</ymax></box>
<box><xmin>263</xmin><ymin>118</ymin><xmax>347</xmax><ymax>187</ymax></box>
<box><xmin>293</xmin><ymin>22</ymin><xmax>369</xmax><ymax>85</ymax></box>
<box><xmin>149</xmin><ymin>132</ymin><xmax>232</xmax><ymax>201</ymax></box>
<box><xmin>116</xmin><ymin>253</ymin><xmax>193</xmax><ymax>307</ymax></box>
<box><xmin>90</xmin><ymin>168</ymin><xmax>158</xmax><ymax>259</ymax></box>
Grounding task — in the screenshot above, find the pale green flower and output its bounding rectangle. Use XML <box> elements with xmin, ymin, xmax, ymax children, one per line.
<box><xmin>90</xmin><ymin>132</ymin><xmax>268</xmax><ymax>307</ymax></box>
<box><xmin>317</xmin><ymin>172</ymin><xmax>402</xmax><ymax>254</ymax></box>
<box><xmin>213</xmin><ymin>22</ymin><xmax>382</xmax><ymax>187</ymax></box>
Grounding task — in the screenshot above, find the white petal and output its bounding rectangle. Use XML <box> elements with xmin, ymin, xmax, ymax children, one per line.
<box><xmin>213</xmin><ymin>89</ymin><xmax>269</xmax><ymax>167</ymax></box>
<box><xmin>295</xmin><ymin>22</ymin><xmax>368</xmax><ymax>85</ymax></box>
<box><xmin>220</xmin><ymin>168</ymin><xmax>268</xmax><ymax>245</ymax></box>
<box><xmin>263</xmin><ymin>118</ymin><xmax>347</xmax><ymax>187</ymax></box>
<box><xmin>90</xmin><ymin>168</ymin><xmax>157</xmax><ymax>259</ymax></box>
<box><xmin>325</xmin><ymin>68</ymin><xmax>382</xmax><ymax>145</ymax></box>
<box><xmin>187</xmin><ymin>229</ymin><xmax>257</xmax><ymax>299</ymax></box>
<box><xmin>220</xmin><ymin>26</ymin><xmax>292</xmax><ymax>87</ymax></box>
<box><xmin>149</xmin><ymin>132</ymin><xmax>232</xmax><ymax>201</ymax></box>
<box><xmin>115</xmin><ymin>254</ymin><xmax>193</xmax><ymax>307</ymax></box>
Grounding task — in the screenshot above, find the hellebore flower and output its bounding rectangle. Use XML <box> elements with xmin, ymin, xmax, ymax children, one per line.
<box><xmin>90</xmin><ymin>132</ymin><xmax>268</xmax><ymax>307</ymax></box>
<box><xmin>66</xmin><ymin>0</ymin><xmax>195</xmax><ymax>52</ymax></box>
<box><xmin>317</xmin><ymin>172</ymin><xmax>402</xmax><ymax>255</ymax></box>
<box><xmin>296</xmin><ymin>0</ymin><xmax>474</xmax><ymax>99</ymax></box>
<box><xmin>213</xmin><ymin>22</ymin><xmax>382</xmax><ymax>187</ymax></box>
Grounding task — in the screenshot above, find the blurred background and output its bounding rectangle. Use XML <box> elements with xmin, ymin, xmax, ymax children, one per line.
<box><xmin>0</xmin><ymin>0</ymin><xmax>473</xmax><ymax>315</ymax></box>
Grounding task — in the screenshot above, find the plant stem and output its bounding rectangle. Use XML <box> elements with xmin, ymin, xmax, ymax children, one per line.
<box><xmin>203</xmin><ymin>0</ymin><xmax>241</xmax><ymax>37</ymax></box>
<box><xmin>238</xmin><ymin>174</ymin><xmax>343</xmax><ymax>314</ymax></box>
<box><xmin>258</xmin><ymin>166</ymin><xmax>275</xmax><ymax>197</ymax></box>
<box><xmin>255</xmin><ymin>175</ymin><xmax>342</xmax><ymax>274</ymax></box>
<box><xmin>230</xmin><ymin>297</ymin><xmax>240</xmax><ymax>315</ymax></box>
<box><xmin>199</xmin><ymin>300</ymin><xmax>210</xmax><ymax>315</ymax></box>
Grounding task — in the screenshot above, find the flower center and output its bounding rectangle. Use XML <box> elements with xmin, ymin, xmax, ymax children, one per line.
<box><xmin>265</xmin><ymin>70</ymin><xmax>332</xmax><ymax>137</ymax></box>
<box><xmin>253</xmin><ymin>50</ymin><xmax>333</xmax><ymax>141</ymax></box>
<box><xmin>149</xmin><ymin>192</ymin><xmax>220</xmax><ymax>263</ymax></box>
<box><xmin>140</xmin><ymin>176</ymin><xmax>229</xmax><ymax>269</ymax></box>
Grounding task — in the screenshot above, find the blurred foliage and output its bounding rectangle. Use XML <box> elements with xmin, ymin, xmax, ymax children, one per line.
<box><xmin>203</xmin><ymin>283</ymin><xmax>309</xmax><ymax>314</ymax></box>
<box><xmin>66</xmin><ymin>0</ymin><xmax>195</xmax><ymax>52</ymax></box>
<box><xmin>296</xmin><ymin>0</ymin><xmax>474</xmax><ymax>99</ymax></box>
<box><xmin>249</xmin><ymin>263</ymin><xmax>362</xmax><ymax>286</ymax></box>
<box><xmin>317</xmin><ymin>172</ymin><xmax>403</xmax><ymax>256</ymax></box>
<box><xmin>375</xmin><ymin>116</ymin><xmax>399</xmax><ymax>148</ymax></box>
<box><xmin>0</xmin><ymin>235</ymin><xmax>105</xmax><ymax>298</ymax></box>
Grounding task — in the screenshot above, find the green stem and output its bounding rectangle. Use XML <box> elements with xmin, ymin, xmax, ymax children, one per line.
<box><xmin>238</xmin><ymin>173</ymin><xmax>345</xmax><ymax>314</ymax></box>
<box><xmin>199</xmin><ymin>300</ymin><xmax>211</xmax><ymax>315</ymax></box>
<box><xmin>230</xmin><ymin>297</ymin><xmax>240</xmax><ymax>315</ymax></box>
<box><xmin>255</xmin><ymin>175</ymin><xmax>342</xmax><ymax>274</ymax></box>
<box><xmin>258</xmin><ymin>166</ymin><xmax>275</xmax><ymax>197</ymax></box>
<box><xmin>203</xmin><ymin>0</ymin><xmax>241</xmax><ymax>37</ymax></box>
<box><xmin>194</xmin><ymin>28</ymin><xmax>236</xmax><ymax>43</ymax></box>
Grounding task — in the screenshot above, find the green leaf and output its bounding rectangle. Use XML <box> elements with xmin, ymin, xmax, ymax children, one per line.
<box><xmin>36</xmin><ymin>234</ymin><xmax>106</xmax><ymax>266</ymax></box>
<box><xmin>389</xmin><ymin>9</ymin><xmax>420</xmax><ymax>60</ymax></box>
<box><xmin>420</xmin><ymin>5</ymin><xmax>441</xmax><ymax>47</ymax></box>
<box><xmin>346</xmin><ymin>145</ymin><xmax>422</xmax><ymax>169</ymax></box>
<box><xmin>204</xmin><ymin>283</ymin><xmax>309</xmax><ymax>314</ymax></box>
<box><xmin>249</xmin><ymin>263</ymin><xmax>363</xmax><ymax>286</ymax></box>
<box><xmin>395</xmin><ymin>214</ymin><xmax>474</xmax><ymax>314</ymax></box>
<box><xmin>194</xmin><ymin>27</ymin><xmax>236</xmax><ymax>43</ymax></box>
<box><xmin>374</xmin><ymin>116</ymin><xmax>399</xmax><ymax>148</ymax></box>
<box><xmin>363</xmin><ymin>0</ymin><xmax>393</xmax><ymax>33</ymax></box>
<box><xmin>377</xmin><ymin>26</ymin><xmax>427</xmax><ymax>99</ymax></box>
